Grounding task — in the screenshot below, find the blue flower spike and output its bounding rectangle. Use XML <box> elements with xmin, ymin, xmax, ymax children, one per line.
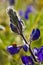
<box><xmin>7</xmin><ymin>8</ymin><xmax>24</xmax><ymax>34</ymax></box>
<box><xmin>21</xmin><ymin>56</ymin><xmax>34</xmax><ymax>65</ymax></box>
<box><xmin>30</xmin><ymin>28</ymin><xmax>40</xmax><ymax>41</ymax></box>
<box><xmin>7</xmin><ymin>45</ymin><xmax>21</xmax><ymax>55</ymax></box>
<box><xmin>38</xmin><ymin>46</ymin><xmax>43</xmax><ymax>62</ymax></box>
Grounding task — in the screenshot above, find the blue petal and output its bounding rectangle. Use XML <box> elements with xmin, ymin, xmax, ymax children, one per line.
<box><xmin>21</xmin><ymin>56</ymin><xmax>34</xmax><ymax>65</ymax></box>
<box><xmin>7</xmin><ymin>45</ymin><xmax>20</xmax><ymax>55</ymax></box>
<box><xmin>22</xmin><ymin>45</ymin><xmax>29</xmax><ymax>52</ymax></box>
<box><xmin>31</xmin><ymin>29</ymin><xmax>40</xmax><ymax>40</ymax></box>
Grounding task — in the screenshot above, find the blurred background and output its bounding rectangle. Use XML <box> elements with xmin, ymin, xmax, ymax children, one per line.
<box><xmin>0</xmin><ymin>0</ymin><xmax>43</xmax><ymax>65</ymax></box>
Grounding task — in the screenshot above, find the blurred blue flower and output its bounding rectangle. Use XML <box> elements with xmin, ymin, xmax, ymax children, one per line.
<box><xmin>24</xmin><ymin>6</ymin><xmax>32</xmax><ymax>20</ymax></box>
<box><xmin>30</xmin><ymin>28</ymin><xmax>40</xmax><ymax>41</ymax></box>
<box><xmin>19</xmin><ymin>10</ymin><xmax>24</xmax><ymax>17</ymax></box>
<box><xmin>21</xmin><ymin>56</ymin><xmax>34</xmax><ymax>65</ymax></box>
<box><xmin>8</xmin><ymin>0</ymin><xmax>15</xmax><ymax>5</ymax></box>
<box><xmin>19</xmin><ymin>5</ymin><xmax>33</xmax><ymax>20</ymax></box>
<box><xmin>25</xmin><ymin>6</ymin><xmax>32</xmax><ymax>13</ymax></box>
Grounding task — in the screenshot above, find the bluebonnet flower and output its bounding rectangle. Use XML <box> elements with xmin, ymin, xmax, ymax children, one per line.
<box><xmin>21</xmin><ymin>56</ymin><xmax>34</xmax><ymax>65</ymax></box>
<box><xmin>38</xmin><ymin>46</ymin><xmax>43</xmax><ymax>62</ymax></box>
<box><xmin>7</xmin><ymin>7</ymin><xmax>39</xmax><ymax>63</ymax></box>
<box><xmin>8</xmin><ymin>0</ymin><xmax>15</xmax><ymax>5</ymax></box>
<box><xmin>7</xmin><ymin>44</ymin><xmax>22</xmax><ymax>55</ymax></box>
<box><xmin>19</xmin><ymin>5</ymin><xmax>33</xmax><ymax>20</ymax></box>
<box><xmin>30</xmin><ymin>28</ymin><xmax>40</xmax><ymax>41</ymax></box>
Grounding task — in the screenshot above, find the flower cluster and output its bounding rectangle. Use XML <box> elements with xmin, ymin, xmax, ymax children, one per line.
<box><xmin>7</xmin><ymin>7</ymin><xmax>42</xmax><ymax>65</ymax></box>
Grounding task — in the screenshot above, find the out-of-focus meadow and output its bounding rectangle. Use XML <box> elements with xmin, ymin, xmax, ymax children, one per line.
<box><xmin>0</xmin><ymin>0</ymin><xmax>43</xmax><ymax>65</ymax></box>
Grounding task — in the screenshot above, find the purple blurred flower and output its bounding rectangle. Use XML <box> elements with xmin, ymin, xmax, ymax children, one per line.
<box><xmin>8</xmin><ymin>0</ymin><xmax>15</xmax><ymax>5</ymax></box>
<box><xmin>21</xmin><ymin>56</ymin><xmax>34</xmax><ymax>65</ymax></box>
<box><xmin>19</xmin><ymin>10</ymin><xmax>24</xmax><ymax>17</ymax></box>
<box><xmin>24</xmin><ymin>6</ymin><xmax>32</xmax><ymax>20</ymax></box>
<box><xmin>26</xmin><ymin>6</ymin><xmax>32</xmax><ymax>13</ymax></box>
<box><xmin>19</xmin><ymin>5</ymin><xmax>33</xmax><ymax>20</ymax></box>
